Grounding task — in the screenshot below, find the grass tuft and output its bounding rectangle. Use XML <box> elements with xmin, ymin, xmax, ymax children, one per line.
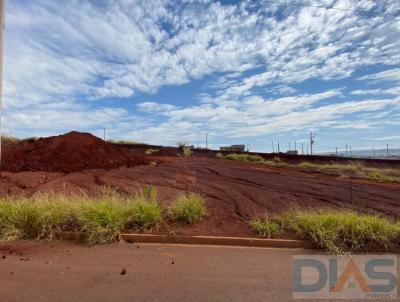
<box><xmin>219</xmin><ymin>153</ymin><xmax>399</xmax><ymax>183</ymax></box>
<box><xmin>123</xmin><ymin>189</ymin><xmax>162</xmax><ymax>230</ymax></box>
<box><xmin>297</xmin><ymin>161</ymin><xmax>400</xmax><ymax>183</ymax></box>
<box><xmin>223</xmin><ymin>153</ymin><xmax>264</xmax><ymax>162</ymax></box>
<box><xmin>78</xmin><ymin>198</ymin><xmax>125</xmax><ymax>245</ymax></box>
<box><xmin>167</xmin><ymin>193</ymin><xmax>206</xmax><ymax>224</ymax></box>
<box><xmin>277</xmin><ymin>210</ymin><xmax>398</xmax><ymax>254</ymax></box>
<box><xmin>0</xmin><ymin>199</ymin><xmax>41</xmax><ymax>240</ymax></box>
<box><xmin>182</xmin><ymin>146</ymin><xmax>192</xmax><ymax>157</ymax></box>
<box><xmin>0</xmin><ymin>187</ymin><xmax>207</xmax><ymax>245</ymax></box>
<box><xmin>249</xmin><ymin>216</ymin><xmax>280</xmax><ymax>238</ymax></box>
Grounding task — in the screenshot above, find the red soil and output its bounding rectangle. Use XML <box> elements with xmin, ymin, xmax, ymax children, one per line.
<box><xmin>1</xmin><ymin>157</ymin><xmax>399</xmax><ymax>237</ymax></box>
<box><xmin>1</xmin><ymin>132</ymin><xmax>149</xmax><ymax>173</ymax></box>
<box><xmin>0</xmin><ymin>131</ymin><xmax>399</xmax><ymax>237</ymax></box>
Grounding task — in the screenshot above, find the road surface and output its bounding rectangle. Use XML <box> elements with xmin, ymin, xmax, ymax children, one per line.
<box><xmin>0</xmin><ymin>240</ymin><xmax>367</xmax><ymax>302</ymax></box>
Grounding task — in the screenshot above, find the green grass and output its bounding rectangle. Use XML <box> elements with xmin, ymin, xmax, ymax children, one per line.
<box><xmin>107</xmin><ymin>139</ymin><xmax>142</xmax><ymax>145</ymax></box>
<box><xmin>0</xmin><ymin>187</ymin><xmax>207</xmax><ymax>245</ymax></box>
<box><xmin>182</xmin><ymin>146</ymin><xmax>192</xmax><ymax>157</ymax></box>
<box><xmin>273</xmin><ymin>210</ymin><xmax>399</xmax><ymax>254</ymax></box>
<box><xmin>223</xmin><ymin>153</ymin><xmax>264</xmax><ymax>162</ymax></box>
<box><xmin>218</xmin><ymin>153</ymin><xmax>399</xmax><ymax>183</ymax></box>
<box><xmin>220</xmin><ymin>153</ymin><xmax>288</xmax><ymax>167</ymax></box>
<box><xmin>297</xmin><ymin>161</ymin><xmax>400</xmax><ymax>183</ymax></box>
<box><xmin>33</xmin><ymin>193</ymin><xmax>80</xmax><ymax>239</ymax></box>
<box><xmin>123</xmin><ymin>188</ymin><xmax>162</xmax><ymax>230</ymax></box>
<box><xmin>249</xmin><ymin>216</ymin><xmax>280</xmax><ymax>238</ymax></box>
<box><xmin>0</xmin><ymin>199</ymin><xmax>41</xmax><ymax>240</ymax></box>
<box><xmin>79</xmin><ymin>198</ymin><xmax>125</xmax><ymax>245</ymax></box>
<box><xmin>167</xmin><ymin>193</ymin><xmax>207</xmax><ymax>224</ymax></box>
<box><xmin>0</xmin><ymin>193</ymin><xmax>80</xmax><ymax>241</ymax></box>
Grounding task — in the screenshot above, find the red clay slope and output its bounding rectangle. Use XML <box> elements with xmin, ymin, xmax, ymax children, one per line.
<box><xmin>2</xmin><ymin>131</ymin><xmax>149</xmax><ymax>172</ymax></box>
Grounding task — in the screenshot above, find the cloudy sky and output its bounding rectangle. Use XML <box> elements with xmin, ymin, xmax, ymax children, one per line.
<box><xmin>4</xmin><ymin>0</ymin><xmax>400</xmax><ymax>153</ymax></box>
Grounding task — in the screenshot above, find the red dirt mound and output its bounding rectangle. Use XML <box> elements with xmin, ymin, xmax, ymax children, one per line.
<box><xmin>1</xmin><ymin>131</ymin><xmax>149</xmax><ymax>173</ymax></box>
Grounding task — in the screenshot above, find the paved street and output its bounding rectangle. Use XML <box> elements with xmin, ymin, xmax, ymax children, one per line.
<box><xmin>0</xmin><ymin>240</ymin><xmax>366</xmax><ymax>302</ymax></box>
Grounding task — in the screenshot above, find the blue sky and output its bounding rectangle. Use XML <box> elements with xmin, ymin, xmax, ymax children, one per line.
<box><xmin>3</xmin><ymin>0</ymin><xmax>400</xmax><ymax>153</ymax></box>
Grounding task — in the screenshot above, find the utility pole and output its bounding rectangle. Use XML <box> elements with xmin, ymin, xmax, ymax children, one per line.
<box><xmin>277</xmin><ymin>140</ymin><xmax>280</xmax><ymax>153</ymax></box>
<box><xmin>302</xmin><ymin>143</ymin><xmax>304</xmax><ymax>155</ymax></box>
<box><xmin>289</xmin><ymin>142</ymin><xmax>291</xmax><ymax>151</ymax></box>
<box><xmin>345</xmin><ymin>145</ymin><xmax>348</xmax><ymax>157</ymax></box>
<box><xmin>386</xmin><ymin>144</ymin><xmax>389</xmax><ymax>157</ymax></box>
<box><xmin>349</xmin><ymin>146</ymin><xmax>352</xmax><ymax>157</ymax></box>
<box><xmin>373</xmin><ymin>147</ymin><xmax>376</xmax><ymax>159</ymax></box>
<box><xmin>103</xmin><ymin>128</ymin><xmax>106</xmax><ymax>141</ymax></box>
<box><xmin>294</xmin><ymin>140</ymin><xmax>297</xmax><ymax>151</ymax></box>
<box><xmin>309</xmin><ymin>132</ymin><xmax>314</xmax><ymax>155</ymax></box>
<box><xmin>272</xmin><ymin>141</ymin><xmax>275</xmax><ymax>153</ymax></box>
<box><xmin>206</xmin><ymin>132</ymin><xmax>208</xmax><ymax>149</ymax></box>
<box><xmin>335</xmin><ymin>147</ymin><xmax>338</xmax><ymax>156</ymax></box>
<box><xmin>306</xmin><ymin>145</ymin><xmax>309</xmax><ymax>155</ymax></box>
<box><xmin>0</xmin><ymin>0</ymin><xmax>5</xmax><ymax>169</ymax></box>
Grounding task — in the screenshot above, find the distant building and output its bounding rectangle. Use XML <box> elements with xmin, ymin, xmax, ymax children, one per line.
<box><xmin>286</xmin><ymin>150</ymin><xmax>298</xmax><ymax>155</ymax></box>
<box><xmin>220</xmin><ymin>144</ymin><xmax>246</xmax><ymax>152</ymax></box>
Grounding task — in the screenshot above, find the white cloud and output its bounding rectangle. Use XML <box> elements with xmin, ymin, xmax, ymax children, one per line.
<box><xmin>350</xmin><ymin>85</ymin><xmax>400</xmax><ymax>96</ymax></box>
<box><xmin>6</xmin><ymin>0</ymin><xmax>400</xmax><ymax>107</ymax></box>
<box><xmin>138</xmin><ymin>101</ymin><xmax>178</xmax><ymax>113</ymax></box>
<box><xmin>4</xmin><ymin>0</ymin><xmax>400</xmax><ymax>145</ymax></box>
<box><xmin>135</xmin><ymin>91</ymin><xmax>398</xmax><ymax>142</ymax></box>
<box><xmin>358</xmin><ymin>68</ymin><xmax>400</xmax><ymax>82</ymax></box>
<box><xmin>351</xmin><ymin>89</ymin><xmax>384</xmax><ymax>95</ymax></box>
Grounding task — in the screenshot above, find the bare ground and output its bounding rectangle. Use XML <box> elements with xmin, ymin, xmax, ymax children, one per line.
<box><xmin>1</xmin><ymin>157</ymin><xmax>399</xmax><ymax>237</ymax></box>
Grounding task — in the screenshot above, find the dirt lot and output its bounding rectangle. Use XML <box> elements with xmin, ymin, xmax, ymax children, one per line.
<box><xmin>1</xmin><ymin>132</ymin><xmax>399</xmax><ymax>237</ymax></box>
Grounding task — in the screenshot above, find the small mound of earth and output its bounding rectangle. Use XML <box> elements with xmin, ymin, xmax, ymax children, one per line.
<box><xmin>2</xmin><ymin>131</ymin><xmax>149</xmax><ymax>173</ymax></box>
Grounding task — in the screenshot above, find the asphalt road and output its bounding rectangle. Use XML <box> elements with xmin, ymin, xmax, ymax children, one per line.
<box><xmin>0</xmin><ymin>241</ymin><xmax>355</xmax><ymax>302</ymax></box>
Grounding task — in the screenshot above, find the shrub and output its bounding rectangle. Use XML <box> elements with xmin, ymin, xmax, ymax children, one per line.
<box><xmin>280</xmin><ymin>211</ymin><xmax>398</xmax><ymax>254</ymax></box>
<box><xmin>167</xmin><ymin>194</ymin><xmax>207</xmax><ymax>224</ymax></box>
<box><xmin>249</xmin><ymin>217</ymin><xmax>280</xmax><ymax>238</ymax></box>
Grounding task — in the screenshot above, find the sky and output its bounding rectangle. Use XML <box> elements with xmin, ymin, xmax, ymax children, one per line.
<box><xmin>3</xmin><ymin>0</ymin><xmax>400</xmax><ymax>153</ymax></box>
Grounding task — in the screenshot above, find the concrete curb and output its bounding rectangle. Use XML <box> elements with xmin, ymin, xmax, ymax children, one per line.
<box><xmin>59</xmin><ymin>232</ymin><xmax>313</xmax><ymax>249</ymax></box>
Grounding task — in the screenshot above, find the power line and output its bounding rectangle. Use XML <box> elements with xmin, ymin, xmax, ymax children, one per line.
<box><xmin>260</xmin><ymin>0</ymin><xmax>400</xmax><ymax>17</ymax></box>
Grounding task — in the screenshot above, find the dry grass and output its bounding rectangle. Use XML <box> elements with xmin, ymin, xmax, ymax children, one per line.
<box><xmin>1</xmin><ymin>135</ymin><xmax>20</xmax><ymax>144</ymax></box>
<box><xmin>145</xmin><ymin>148</ymin><xmax>160</xmax><ymax>155</ymax></box>
<box><xmin>250</xmin><ymin>210</ymin><xmax>400</xmax><ymax>254</ymax></box>
<box><xmin>249</xmin><ymin>216</ymin><xmax>280</xmax><ymax>238</ymax></box>
<box><xmin>219</xmin><ymin>153</ymin><xmax>399</xmax><ymax>183</ymax></box>
<box><xmin>0</xmin><ymin>187</ymin><xmax>205</xmax><ymax>245</ymax></box>
<box><xmin>297</xmin><ymin>161</ymin><xmax>400</xmax><ymax>183</ymax></box>
<box><xmin>222</xmin><ymin>153</ymin><xmax>264</xmax><ymax>162</ymax></box>
<box><xmin>166</xmin><ymin>193</ymin><xmax>207</xmax><ymax>224</ymax></box>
